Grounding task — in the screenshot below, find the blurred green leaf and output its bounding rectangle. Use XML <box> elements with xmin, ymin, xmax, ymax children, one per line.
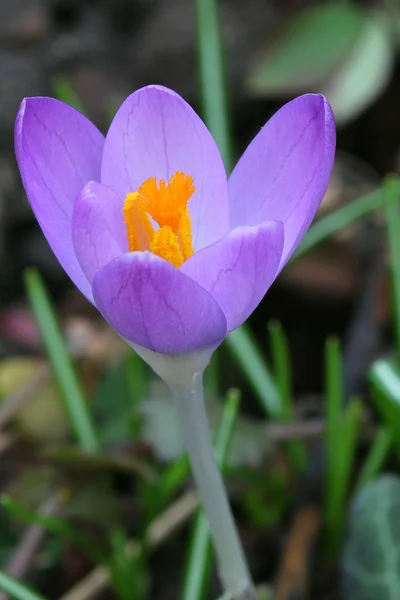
<box><xmin>182</xmin><ymin>389</ymin><xmax>240</xmax><ymax>600</ymax></box>
<box><xmin>159</xmin><ymin>453</ymin><xmax>190</xmax><ymax>503</ymax></box>
<box><xmin>268</xmin><ymin>321</ymin><xmax>292</xmax><ymax>421</ymax></box>
<box><xmin>24</xmin><ymin>269</ymin><xmax>99</xmax><ymax>452</ymax></box>
<box><xmin>51</xmin><ymin>76</ymin><xmax>87</xmax><ymax>115</ymax></box>
<box><xmin>125</xmin><ymin>352</ymin><xmax>150</xmax><ymax>409</ymax></box>
<box><xmin>7</xmin><ymin>468</ymin><xmax>57</xmax><ymax>510</ymax></box>
<box><xmin>324</xmin><ymin>338</ymin><xmax>362</xmax><ymax>554</ymax></box>
<box><xmin>268</xmin><ymin>321</ymin><xmax>306</xmax><ymax>472</ymax></box>
<box><xmin>325</xmin><ymin>336</ymin><xmax>344</xmax><ymax>528</ymax></box>
<box><xmin>369</xmin><ymin>358</ymin><xmax>400</xmax><ymax>455</ymax></box>
<box><xmin>247</xmin><ymin>2</ymin><xmax>365</xmax><ymax>95</ymax></box>
<box><xmin>195</xmin><ymin>0</ymin><xmax>232</xmax><ymax>170</ymax></box>
<box><xmin>107</xmin><ymin>531</ymin><xmax>148</xmax><ymax>600</ymax></box>
<box><xmin>384</xmin><ymin>177</ymin><xmax>400</xmax><ymax>354</ymax></box>
<box><xmin>0</xmin><ymin>505</ymin><xmax>19</xmax><ymax>565</ymax></box>
<box><xmin>356</xmin><ymin>428</ymin><xmax>393</xmax><ymax>490</ymax></box>
<box><xmin>241</xmin><ymin>467</ymin><xmax>289</xmax><ymax>528</ymax></box>
<box><xmin>342</xmin><ymin>475</ymin><xmax>400</xmax><ymax>599</ymax></box>
<box><xmin>0</xmin><ymin>571</ymin><xmax>48</xmax><ymax>600</ymax></box>
<box><xmin>322</xmin><ymin>12</ymin><xmax>393</xmax><ymax>125</ymax></box>
<box><xmin>226</xmin><ymin>327</ymin><xmax>279</xmax><ymax>417</ymax></box>
<box><xmin>60</xmin><ymin>477</ymin><xmax>120</xmax><ymax>531</ymax></box>
<box><xmin>1</xmin><ymin>494</ymin><xmax>104</xmax><ymax>564</ymax></box>
<box><xmin>47</xmin><ymin>446</ymin><xmax>156</xmax><ymax>483</ymax></box>
<box><xmin>93</xmin><ymin>361</ymin><xmax>136</xmax><ymax>447</ymax></box>
<box><xmin>294</xmin><ymin>188</ymin><xmax>384</xmax><ymax>262</ymax></box>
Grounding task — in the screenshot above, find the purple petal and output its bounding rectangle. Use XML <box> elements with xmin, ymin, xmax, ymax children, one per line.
<box><xmin>15</xmin><ymin>97</ymin><xmax>105</xmax><ymax>302</ymax></box>
<box><xmin>101</xmin><ymin>85</ymin><xmax>229</xmax><ymax>250</ymax></box>
<box><xmin>73</xmin><ymin>181</ymin><xmax>127</xmax><ymax>284</ymax></box>
<box><xmin>228</xmin><ymin>94</ymin><xmax>335</xmax><ymax>269</ymax></box>
<box><xmin>181</xmin><ymin>221</ymin><xmax>284</xmax><ymax>332</ymax></box>
<box><xmin>92</xmin><ymin>252</ymin><xmax>228</xmax><ymax>353</ymax></box>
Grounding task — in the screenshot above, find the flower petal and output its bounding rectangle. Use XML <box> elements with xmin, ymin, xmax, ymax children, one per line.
<box><xmin>73</xmin><ymin>181</ymin><xmax>127</xmax><ymax>284</ymax></box>
<box><xmin>92</xmin><ymin>252</ymin><xmax>228</xmax><ymax>353</ymax></box>
<box><xmin>15</xmin><ymin>97</ymin><xmax>105</xmax><ymax>302</ymax></box>
<box><xmin>101</xmin><ymin>85</ymin><xmax>229</xmax><ymax>250</ymax></box>
<box><xmin>181</xmin><ymin>221</ymin><xmax>284</xmax><ymax>332</ymax></box>
<box><xmin>228</xmin><ymin>94</ymin><xmax>335</xmax><ymax>269</ymax></box>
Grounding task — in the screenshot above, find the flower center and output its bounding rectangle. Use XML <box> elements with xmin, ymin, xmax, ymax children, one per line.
<box><xmin>123</xmin><ymin>171</ymin><xmax>195</xmax><ymax>268</ymax></box>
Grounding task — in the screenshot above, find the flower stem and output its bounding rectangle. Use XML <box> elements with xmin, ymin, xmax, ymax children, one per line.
<box><xmin>171</xmin><ymin>373</ymin><xmax>256</xmax><ymax>600</ymax></box>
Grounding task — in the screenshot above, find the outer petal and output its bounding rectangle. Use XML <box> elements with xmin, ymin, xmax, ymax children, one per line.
<box><xmin>101</xmin><ymin>85</ymin><xmax>229</xmax><ymax>250</ymax></box>
<box><xmin>181</xmin><ymin>221</ymin><xmax>284</xmax><ymax>332</ymax></box>
<box><xmin>92</xmin><ymin>252</ymin><xmax>228</xmax><ymax>354</ymax></box>
<box><xmin>73</xmin><ymin>181</ymin><xmax>127</xmax><ymax>284</ymax></box>
<box><xmin>15</xmin><ymin>97</ymin><xmax>105</xmax><ymax>302</ymax></box>
<box><xmin>228</xmin><ymin>94</ymin><xmax>335</xmax><ymax>269</ymax></box>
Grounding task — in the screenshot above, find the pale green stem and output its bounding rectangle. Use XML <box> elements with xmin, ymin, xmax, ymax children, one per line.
<box><xmin>171</xmin><ymin>372</ymin><xmax>256</xmax><ymax>600</ymax></box>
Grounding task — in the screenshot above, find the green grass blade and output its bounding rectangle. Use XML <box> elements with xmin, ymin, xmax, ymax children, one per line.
<box><xmin>329</xmin><ymin>396</ymin><xmax>362</xmax><ymax>553</ymax></box>
<box><xmin>204</xmin><ymin>351</ymin><xmax>220</xmax><ymax>397</ymax></box>
<box><xmin>195</xmin><ymin>0</ymin><xmax>232</xmax><ymax>170</ymax></box>
<box><xmin>324</xmin><ymin>335</ymin><xmax>362</xmax><ymax>553</ymax></box>
<box><xmin>1</xmin><ymin>494</ymin><xmax>104</xmax><ymax>564</ymax></box>
<box><xmin>24</xmin><ymin>269</ymin><xmax>99</xmax><ymax>452</ymax></box>
<box><xmin>181</xmin><ymin>389</ymin><xmax>240</xmax><ymax>600</ymax></box>
<box><xmin>384</xmin><ymin>177</ymin><xmax>400</xmax><ymax>353</ymax></box>
<box><xmin>356</xmin><ymin>427</ymin><xmax>393</xmax><ymax>490</ymax></box>
<box><xmin>324</xmin><ymin>336</ymin><xmax>344</xmax><ymax>549</ymax></box>
<box><xmin>226</xmin><ymin>327</ymin><xmax>280</xmax><ymax>417</ymax></box>
<box><xmin>125</xmin><ymin>351</ymin><xmax>149</xmax><ymax>406</ymax></box>
<box><xmin>268</xmin><ymin>321</ymin><xmax>306</xmax><ymax>472</ymax></box>
<box><xmin>369</xmin><ymin>358</ymin><xmax>400</xmax><ymax>455</ymax></box>
<box><xmin>268</xmin><ymin>321</ymin><xmax>292</xmax><ymax>420</ymax></box>
<box><xmin>0</xmin><ymin>571</ymin><xmax>48</xmax><ymax>600</ymax></box>
<box><xmin>293</xmin><ymin>188</ymin><xmax>384</xmax><ymax>261</ymax></box>
<box><xmin>51</xmin><ymin>75</ymin><xmax>87</xmax><ymax>115</ymax></box>
<box><xmin>160</xmin><ymin>454</ymin><xmax>190</xmax><ymax>503</ymax></box>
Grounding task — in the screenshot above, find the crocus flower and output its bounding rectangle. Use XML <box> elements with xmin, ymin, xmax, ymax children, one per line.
<box><xmin>15</xmin><ymin>85</ymin><xmax>335</xmax><ymax>371</ymax></box>
<box><xmin>15</xmin><ymin>86</ymin><xmax>335</xmax><ymax>600</ymax></box>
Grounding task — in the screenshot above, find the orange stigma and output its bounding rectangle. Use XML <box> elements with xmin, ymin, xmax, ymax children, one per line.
<box><xmin>123</xmin><ymin>171</ymin><xmax>195</xmax><ymax>268</ymax></box>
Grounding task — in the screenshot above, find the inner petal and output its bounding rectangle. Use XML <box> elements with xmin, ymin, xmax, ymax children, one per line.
<box><xmin>122</xmin><ymin>171</ymin><xmax>196</xmax><ymax>267</ymax></box>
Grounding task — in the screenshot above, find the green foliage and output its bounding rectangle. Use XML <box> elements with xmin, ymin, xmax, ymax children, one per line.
<box><xmin>195</xmin><ymin>0</ymin><xmax>232</xmax><ymax>170</ymax></box>
<box><xmin>342</xmin><ymin>476</ymin><xmax>400</xmax><ymax>600</ymax></box>
<box><xmin>107</xmin><ymin>531</ymin><xmax>149</xmax><ymax>600</ymax></box>
<box><xmin>247</xmin><ymin>2</ymin><xmax>365</xmax><ymax>95</ymax></box>
<box><xmin>51</xmin><ymin>75</ymin><xmax>87</xmax><ymax>115</ymax></box>
<box><xmin>0</xmin><ymin>571</ymin><xmax>48</xmax><ymax>600</ymax></box>
<box><xmin>226</xmin><ymin>327</ymin><xmax>279</xmax><ymax>417</ymax></box>
<box><xmin>324</xmin><ymin>338</ymin><xmax>362</xmax><ymax>554</ymax></box>
<box><xmin>268</xmin><ymin>321</ymin><xmax>306</xmax><ymax>472</ymax></box>
<box><xmin>24</xmin><ymin>269</ymin><xmax>99</xmax><ymax>452</ymax></box>
<box><xmin>92</xmin><ymin>352</ymin><xmax>150</xmax><ymax>447</ymax></box>
<box><xmin>385</xmin><ymin>178</ymin><xmax>400</xmax><ymax>354</ymax></box>
<box><xmin>0</xmin><ymin>494</ymin><xmax>104</xmax><ymax>565</ymax></box>
<box><xmin>369</xmin><ymin>359</ymin><xmax>400</xmax><ymax>456</ymax></box>
<box><xmin>0</xmin><ymin>505</ymin><xmax>18</xmax><ymax>565</ymax></box>
<box><xmin>356</xmin><ymin>428</ymin><xmax>393</xmax><ymax>490</ymax></box>
<box><xmin>246</xmin><ymin>2</ymin><xmax>393</xmax><ymax>124</ymax></box>
<box><xmin>241</xmin><ymin>468</ymin><xmax>289</xmax><ymax>529</ymax></box>
<box><xmin>294</xmin><ymin>187</ymin><xmax>386</xmax><ymax>262</ymax></box>
<box><xmin>321</xmin><ymin>12</ymin><xmax>393</xmax><ymax>125</ymax></box>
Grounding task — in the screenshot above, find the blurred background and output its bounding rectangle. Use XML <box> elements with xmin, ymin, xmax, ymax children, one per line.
<box><xmin>1</xmin><ymin>1</ymin><xmax>400</xmax><ymax>599</ymax></box>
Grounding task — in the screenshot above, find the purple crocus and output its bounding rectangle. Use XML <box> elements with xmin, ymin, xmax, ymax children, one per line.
<box><xmin>15</xmin><ymin>85</ymin><xmax>335</xmax><ymax>358</ymax></box>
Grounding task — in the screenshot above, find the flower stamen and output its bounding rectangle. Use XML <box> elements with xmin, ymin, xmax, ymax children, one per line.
<box><xmin>123</xmin><ymin>171</ymin><xmax>195</xmax><ymax>266</ymax></box>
